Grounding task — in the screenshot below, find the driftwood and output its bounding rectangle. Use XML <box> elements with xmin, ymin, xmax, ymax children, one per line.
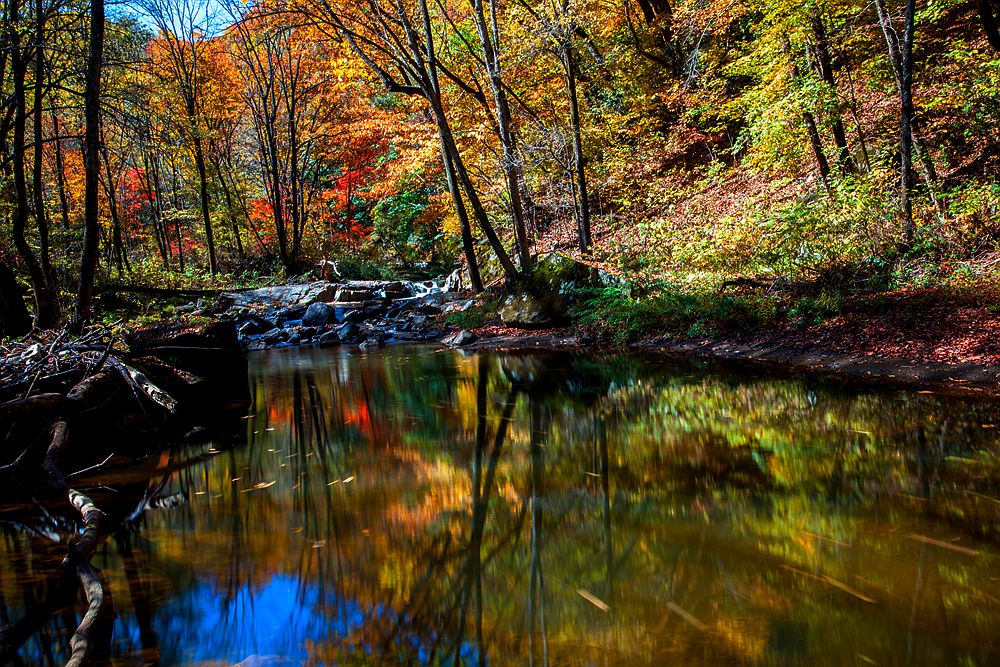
<box><xmin>41</xmin><ymin>420</ymin><xmax>69</xmax><ymax>492</ymax></box>
<box><xmin>64</xmin><ymin>490</ymin><xmax>112</xmax><ymax>667</ymax></box>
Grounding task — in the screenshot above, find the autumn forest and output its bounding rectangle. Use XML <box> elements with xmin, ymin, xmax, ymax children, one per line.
<box><xmin>0</xmin><ymin>0</ymin><xmax>997</xmax><ymax>336</ymax></box>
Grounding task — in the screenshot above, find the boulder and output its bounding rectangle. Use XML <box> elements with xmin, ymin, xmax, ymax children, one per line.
<box><xmin>316</xmin><ymin>330</ymin><xmax>341</xmax><ymax>347</ymax></box>
<box><xmin>499</xmin><ymin>292</ymin><xmax>566</xmax><ymax>329</ymax></box>
<box><xmin>441</xmin><ymin>299</ymin><xmax>475</xmax><ymax>315</ymax></box>
<box><xmin>335</xmin><ymin>286</ymin><xmax>376</xmax><ymax>302</ymax></box>
<box><xmin>379</xmin><ymin>281</ymin><xmax>411</xmax><ymax>299</ymax></box>
<box><xmin>359</xmin><ymin>335</ymin><xmax>385</xmax><ymax>350</ymax></box>
<box><xmin>302</xmin><ymin>302</ymin><xmax>334</xmax><ymax>327</ymax></box>
<box><xmin>262</xmin><ymin>328</ymin><xmax>287</xmax><ymax>345</ymax></box>
<box><xmin>225</xmin><ymin>282</ymin><xmax>339</xmax><ymax>309</ymax></box>
<box><xmin>238</xmin><ymin>317</ymin><xmax>273</xmax><ymax>338</ymax></box>
<box><xmin>336</xmin><ymin>322</ymin><xmax>360</xmax><ymax>343</ymax></box>
<box><xmin>442</xmin><ymin>330</ymin><xmax>477</xmax><ymax>347</ymax></box>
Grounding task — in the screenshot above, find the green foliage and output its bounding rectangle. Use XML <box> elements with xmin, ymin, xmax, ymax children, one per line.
<box><xmin>571</xmin><ymin>282</ymin><xmax>778</xmax><ymax>342</ymax></box>
<box><xmin>370</xmin><ymin>188</ymin><xmax>439</xmax><ymax>265</ymax></box>
<box><xmin>329</xmin><ymin>253</ymin><xmax>395</xmax><ymax>281</ymax></box>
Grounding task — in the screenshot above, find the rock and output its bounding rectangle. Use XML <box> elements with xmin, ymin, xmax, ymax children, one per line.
<box><xmin>287</xmin><ymin>333</ymin><xmax>302</xmax><ymax>345</ymax></box>
<box><xmin>225</xmin><ymin>282</ymin><xmax>339</xmax><ymax>309</ymax></box>
<box><xmin>262</xmin><ymin>328</ymin><xmax>286</xmax><ymax>345</ymax></box>
<box><xmin>336</xmin><ymin>322</ymin><xmax>360</xmax><ymax>343</ymax></box>
<box><xmin>379</xmin><ymin>281</ymin><xmax>411</xmax><ymax>299</ymax></box>
<box><xmin>361</xmin><ymin>331</ymin><xmax>385</xmax><ymax>350</ymax></box>
<box><xmin>302</xmin><ymin>302</ymin><xmax>334</xmax><ymax>327</ymax></box>
<box><xmin>246</xmin><ymin>340</ymin><xmax>267</xmax><ymax>352</ymax></box>
<box><xmin>339</xmin><ymin>308</ymin><xmax>366</xmax><ymax>323</ymax></box>
<box><xmin>316</xmin><ymin>330</ymin><xmax>340</xmax><ymax>347</ymax></box>
<box><xmin>416</xmin><ymin>302</ymin><xmax>442</xmax><ymax>316</ymax></box>
<box><xmin>276</xmin><ymin>305</ymin><xmax>308</xmax><ymax>323</ymax></box>
<box><xmin>445</xmin><ymin>269</ymin><xmax>467</xmax><ymax>292</ymax></box>
<box><xmin>441</xmin><ymin>299</ymin><xmax>475</xmax><ymax>315</ymax></box>
<box><xmin>335</xmin><ymin>286</ymin><xmax>376</xmax><ymax>302</ymax></box>
<box><xmin>499</xmin><ymin>292</ymin><xmax>566</xmax><ymax>329</ymax></box>
<box><xmin>442</xmin><ymin>330</ymin><xmax>477</xmax><ymax>347</ymax></box>
<box><xmin>238</xmin><ymin>317</ymin><xmax>273</xmax><ymax>338</ymax></box>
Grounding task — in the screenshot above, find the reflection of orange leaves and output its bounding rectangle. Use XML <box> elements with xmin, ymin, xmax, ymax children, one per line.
<box><xmin>343</xmin><ymin>401</ymin><xmax>372</xmax><ymax>437</ymax></box>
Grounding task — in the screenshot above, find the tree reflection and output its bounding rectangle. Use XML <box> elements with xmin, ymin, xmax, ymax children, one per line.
<box><xmin>3</xmin><ymin>347</ymin><xmax>1000</xmax><ymax>665</ymax></box>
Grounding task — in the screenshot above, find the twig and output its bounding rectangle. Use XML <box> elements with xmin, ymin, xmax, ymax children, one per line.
<box><xmin>66</xmin><ymin>453</ymin><xmax>115</xmax><ymax>479</ymax></box>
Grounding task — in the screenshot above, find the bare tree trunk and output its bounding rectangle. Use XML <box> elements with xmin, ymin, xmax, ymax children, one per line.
<box><xmin>899</xmin><ymin>0</ymin><xmax>916</xmax><ymax>246</ymax></box>
<box><xmin>100</xmin><ymin>135</ymin><xmax>128</xmax><ymax>275</ymax></box>
<box><xmin>418</xmin><ymin>0</ymin><xmax>518</xmax><ymax>282</ymax></box>
<box><xmin>441</xmin><ymin>142</ymin><xmax>484</xmax><ymax>291</ymax></box>
<box><xmin>33</xmin><ymin>0</ymin><xmax>59</xmax><ymax>316</ymax></box>
<box><xmin>74</xmin><ymin>0</ymin><xmax>104</xmax><ymax>332</ymax></box>
<box><xmin>470</xmin><ymin>0</ymin><xmax>532</xmax><ymax>270</ymax></box>
<box><xmin>51</xmin><ymin>111</ymin><xmax>71</xmax><ymax>230</ymax></box>
<box><xmin>875</xmin><ymin>0</ymin><xmax>920</xmax><ymax>246</ymax></box>
<box><xmin>10</xmin><ymin>0</ymin><xmax>57</xmax><ymax>328</ymax></box>
<box><xmin>810</xmin><ymin>10</ymin><xmax>855</xmax><ymax>173</ymax></box>
<box><xmin>979</xmin><ymin>0</ymin><xmax>1000</xmax><ymax>50</ymax></box>
<box><xmin>563</xmin><ymin>36</ymin><xmax>591</xmax><ymax>253</ymax></box>
<box><xmin>191</xmin><ymin>133</ymin><xmax>217</xmax><ymax>273</ymax></box>
<box><xmin>783</xmin><ymin>36</ymin><xmax>832</xmax><ymax>192</ymax></box>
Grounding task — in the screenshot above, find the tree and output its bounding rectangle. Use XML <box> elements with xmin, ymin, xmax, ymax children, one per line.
<box><xmin>140</xmin><ymin>0</ymin><xmax>220</xmax><ymax>274</ymax></box>
<box><xmin>293</xmin><ymin>0</ymin><xmax>521</xmax><ymax>283</ymax></box>
<box><xmin>74</xmin><ymin>0</ymin><xmax>105</xmax><ymax>330</ymax></box>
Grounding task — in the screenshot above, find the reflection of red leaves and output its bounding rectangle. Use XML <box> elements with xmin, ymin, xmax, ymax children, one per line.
<box><xmin>343</xmin><ymin>401</ymin><xmax>372</xmax><ymax>437</ymax></box>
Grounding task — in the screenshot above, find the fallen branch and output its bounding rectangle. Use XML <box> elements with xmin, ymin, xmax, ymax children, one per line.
<box><xmin>41</xmin><ymin>420</ymin><xmax>69</xmax><ymax>493</ymax></box>
<box><xmin>64</xmin><ymin>490</ymin><xmax>113</xmax><ymax>667</ymax></box>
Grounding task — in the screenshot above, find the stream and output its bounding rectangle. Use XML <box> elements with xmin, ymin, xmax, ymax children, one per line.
<box><xmin>3</xmin><ymin>345</ymin><xmax>1000</xmax><ymax>665</ymax></box>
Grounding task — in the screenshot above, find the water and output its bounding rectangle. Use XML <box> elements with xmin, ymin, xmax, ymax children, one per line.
<box><xmin>4</xmin><ymin>345</ymin><xmax>1000</xmax><ymax>666</ymax></box>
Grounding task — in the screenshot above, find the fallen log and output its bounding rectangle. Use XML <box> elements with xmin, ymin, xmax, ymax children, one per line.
<box><xmin>41</xmin><ymin>420</ymin><xmax>69</xmax><ymax>493</ymax></box>
<box><xmin>64</xmin><ymin>490</ymin><xmax>113</xmax><ymax>667</ymax></box>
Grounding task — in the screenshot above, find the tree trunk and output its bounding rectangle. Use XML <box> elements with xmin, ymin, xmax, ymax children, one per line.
<box><xmin>979</xmin><ymin>0</ymin><xmax>1000</xmax><ymax>50</ymax></box>
<box><xmin>471</xmin><ymin>0</ymin><xmax>532</xmax><ymax>271</ymax></box>
<box><xmin>417</xmin><ymin>0</ymin><xmax>518</xmax><ymax>283</ymax></box>
<box><xmin>10</xmin><ymin>0</ymin><xmax>57</xmax><ymax>329</ymax></box>
<box><xmin>441</xmin><ymin>142</ymin><xmax>484</xmax><ymax>291</ymax></box>
<box><xmin>563</xmin><ymin>37</ymin><xmax>592</xmax><ymax>253</ymax></box>
<box><xmin>51</xmin><ymin>111</ymin><xmax>71</xmax><ymax>231</ymax></box>
<box><xmin>74</xmin><ymin>0</ymin><xmax>104</xmax><ymax>332</ymax></box>
<box><xmin>810</xmin><ymin>11</ymin><xmax>855</xmax><ymax>173</ymax></box>
<box><xmin>0</xmin><ymin>259</ymin><xmax>32</xmax><ymax>338</ymax></box>
<box><xmin>191</xmin><ymin>134</ymin><xmax>217</xmax><ymax>274</ymax></box>
<box><xmin>33</xmin><ymin>0</ymin><xmax>58</xmax><ymax>314</ymax></box>
<box><xmin>100</xmin><ymin>139</ymin><xmax>128</xmax><ymax>275</ymax></box>
<box><xmin>783</xmin><ymin>37</ymin><xmax>832</xmax><ymax>191</ymax></box>
<box><xmin>875</xmin><ymin>0</ymin><xmax>920</xmax><ymax>246</ymax></box>
<box><xmin>899</xmin><ymin>0</ymin><xmax>917</xmax><ymax>246</ymax></box>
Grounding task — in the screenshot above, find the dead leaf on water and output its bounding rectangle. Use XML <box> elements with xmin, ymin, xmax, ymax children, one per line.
<box><xmin>577</xmin><ymin>588</ymin><xmax>610</xmax><ymax>612</ymax></box>
<box><xmin>780</xmin><ymin>565</ymin><xmax>877</xmax><ymax>603</ymax></box>
<box><xmin>906</xmin><ymin>533</ymin><xmax>980</xmax><ymax>557</ymax></box>
<box><xmin>666</xmin><ymin>601</ymin><xmax>708</xmax><ymax>631</ymax></box>
<box><xmin>241</xmin><ymin>481</ymin><xmax>276</xmax><ymax>493</ymax></box>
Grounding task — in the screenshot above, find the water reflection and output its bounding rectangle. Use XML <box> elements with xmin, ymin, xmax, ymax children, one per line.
<box><xmin>3</xmin><ymin>345</ymin><xmax>1000</xmax><ymax>665</ymax></box>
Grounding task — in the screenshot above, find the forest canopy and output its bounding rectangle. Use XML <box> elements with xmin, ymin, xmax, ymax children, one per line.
<box><xmin>1</xmin><ymin>0</ymin><xmax>999</xmax><ymax>333</ymax></box>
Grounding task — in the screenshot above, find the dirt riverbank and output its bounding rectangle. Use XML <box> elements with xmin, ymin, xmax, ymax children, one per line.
<box><xmin>466</xmin><ymin>288</ymin><xmax>1000</xmax><ymax>397</ymax></box>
